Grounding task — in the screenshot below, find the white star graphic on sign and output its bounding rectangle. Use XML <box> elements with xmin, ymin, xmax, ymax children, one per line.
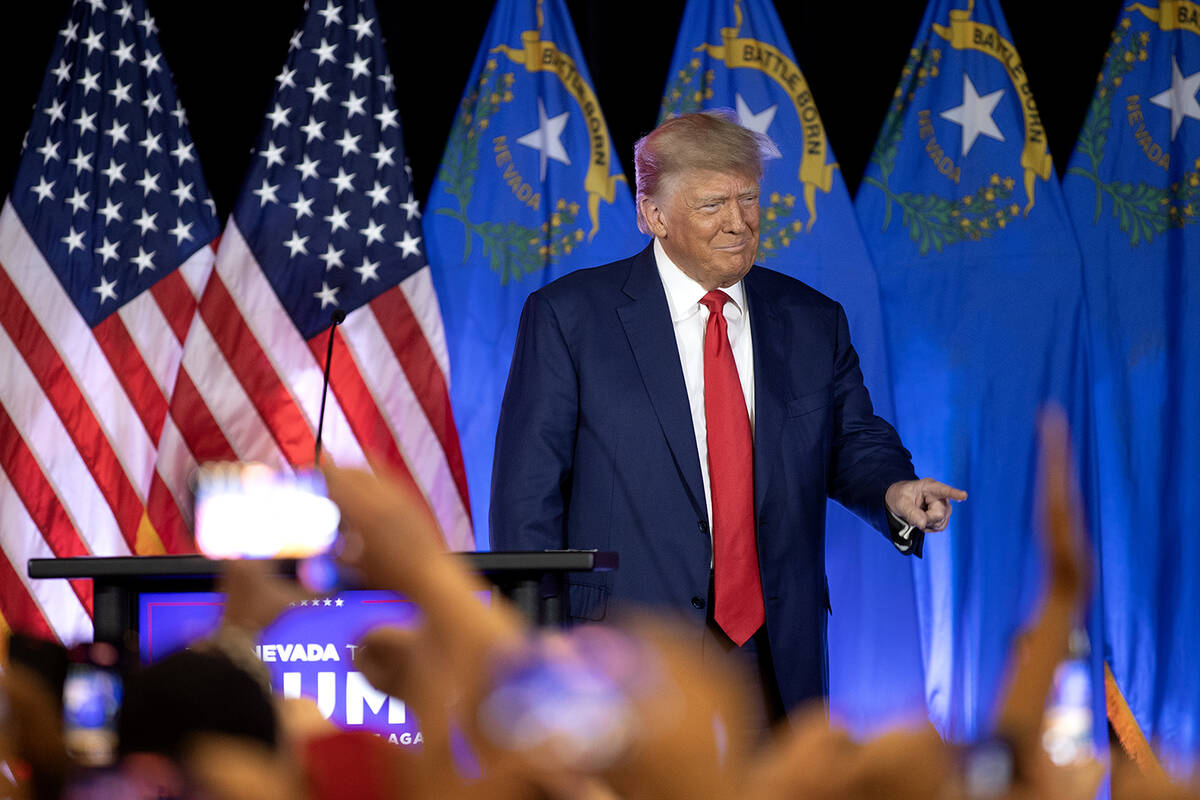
<box><xmin>330</xmin><ymin>167</ymin><xmax>355</xmax><ymax>194</ymax></box>
<box><xmin>940</xmin><ymin>74</ymin><xmax>1006</xmax><ymax>156</ymax></box>
<box><xmin>30</xmin><ymin>177</ymin><xmax>54</xmax><ymax>202</ymax></box>
<box><xmin>169</xmin><ymin>219</ymin><xmax>194</xmax><ymax>245</ymax></box>
<box><xmin>134</xmin><ymin>209</ymin><xmax>158</xmax><ymax>234</ymax></box>
<box><xmin>312</xmin><ymin>37</ymin><xmax>338</xmax><ymax>66</ymax></box>
<box><xmin>334</xmin><ymin>597</ymin><xmax>344</xmax><ymax>607</ymax></box>
<box><xmin>171</xmin><ymin>179</ymin><xmax>195</xmax><ymax>205</ymax></box>
<box><xmin>62</xmin><ymin>227</ymin><xmax>86</xmax><ymax>253</ymax></box>
<box><xmin>366</xmin><ymin>180</ymin><xmax>390</xmax><ymax>206</ymax></box>
<box><xmin>290</xmin><ymin>192</ymin><xmax>315</xmax><ymax>218</ymax></box>
<box><xmin>325</xmin><ymin>205</ymin><xmax>351</xmax><ymax>233</ymax></box>
<box><xmin>137</xmin><ymin>170</ymin><xmax>160</xmax><ymax>196</ymax></box>
<box><xmin>734</xmin><ymin>94</ymin><xmax>782</xmax><ymax>159</ymax></box>
<box><xmin>112</xmin><ymin>39</ymin><xmax>135</xmax><ymax>66</ymax></box>
<box><xmin>347</xmin><ymin>53</ymin><xmax>371</xmax><ymax>80</ymax></box>
<box><xmin>266</xmin><ymin>103</ymin><xmax>291</xmax><ymax>129</ymax></box>
<box><xmin>95</xmin><ymin>237</ymin><xmax>119</xmax><ymax>264</ymax></box>
<box><xmin>318</xmin><ymin>243</ymin><xmax>345</xmax><ymax>270</ymax></box>
<box><xmin>374</xmin><ymin>104</ymin><xmax>398</xmax><ymax>130</ymax></box>
<box><xmin>399</xmin><ymin>192</ymin><xmax>420</xmax><ymax>220</ymax></box>
<box><xmin>171</xmin><ymin>140</ymin><xmax>195</xmax><ymax>165</ymax></box>
<box><xmin>67</xmin><ymin>188</ymin><xmax>89</xmax><ymax>213</ymax></box>
<box><xmin>396</xmin><ymin>230</ymin><xmax>422</xmax><ymax>258</ymax></box>
<box><xmin>314</xmin><ymin>282</ymin><xmax>340</xmax><ymax>307</ymax></box>
<box><xmin>99</xmin><ymin>198</ymin><xmax>122</xmax><ymax>224</ymax></box>
<box><xmin>132</xmin><ymin>247</ymin><xmax>155</xmax><ymax>273</ymax></box>
<box><xmin>350</xmin><ymin>14</ymin><xmax>373</xmax><ymax>40</ymax></box>
<box><xmin>260</xmin><ymin>141</ymin><xmax>286</xmax><ymax>167</ymax></box>
<box><xmin>93</xmin><ymin>275</ymin><xmax>118</xmax><ymax>303</ymax></box>
<box><xmin>317</xmin><ymin>1</ymin><xmax>342</xmax><ymax>27</ymax></box>
<box><xmin>109</xmin><ymin>79</ymin><xmax>132</xmax><ymax>106</ymax></box>
<box><xmin>517</xmin><ymin>98</ymin><xmax>571</xmax><ymax>181</ymax></box>
<box><xmin>284</xmin><ymin>231</ymin><xmax>310</xmax><ymax>257</ymax></box>
<box><xmin>353</xmin><ymin>257</ymin><xmax>380</xmax><ymax>283</ymax></box>
<box><xmin>1149</xmin><ymin>56</ymin><xmax>1200</xmax><ymax>141</ymax></box>
<box><xmin>44</xmin><ymin>98</ymin><xmax>66</xmax><ymax>123</ymax></box>
<box><xmin>295</xmin><ymin>155</ymin><xmax>320</xmax><ymax>180</ymax></box>
<box><xmin>103</xmin><ymin>160</ymin><xmax>126</xmax><ymax>185</ymax></box>
<box><xmin>335</xmin><ymin>130</ymin><xmax>361</xmax><ymax>156</ymax></box>
<box><xmin>360</xmin><ymin>218</ymin><xmax>386</xmax><ymax>246</ymax></box>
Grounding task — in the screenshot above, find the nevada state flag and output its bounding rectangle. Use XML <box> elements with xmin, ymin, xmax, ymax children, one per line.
<box><xmin>856</xmin><ymin>0</ymin><xmax>1102</xmax><ymax>746</ymax></box>
<box><xmin>425</xmin><ymin>0</ymin><xmax>643</xmax><ymax>547</ymax></box>
<box><xmin>659</xmin><ymin>0</ymin><xmax>925</xmax><ymax>735</ymax></box>
<box><xmin>1063</xmin><ymin>1</ymin><xmax>1200</xmax><ymax>780</ymax></box>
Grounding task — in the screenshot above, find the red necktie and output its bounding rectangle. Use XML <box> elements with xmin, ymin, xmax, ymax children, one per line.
<box><xmin>699</xmin><ymin>290</ymin><xmax>763</xmax><ymax>646</ymax></box>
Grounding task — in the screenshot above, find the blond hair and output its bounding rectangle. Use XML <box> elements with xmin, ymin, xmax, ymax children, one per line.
<box><xmin>633</xmin><ymin>110</ymin><xmax>767</xmax><ymax>234</ymax></box>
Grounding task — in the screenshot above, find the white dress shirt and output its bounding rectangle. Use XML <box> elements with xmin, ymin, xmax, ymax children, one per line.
<box><xmin>653</xmin><ymin>238</ymin><xmax>754</xmax><ymax>532</ymax></box>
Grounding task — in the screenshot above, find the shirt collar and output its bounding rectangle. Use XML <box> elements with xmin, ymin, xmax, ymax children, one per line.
<box><xmin>652</xmin><ymin>238</ymin><xmax>747</xmax><ymax>323</ymax></box>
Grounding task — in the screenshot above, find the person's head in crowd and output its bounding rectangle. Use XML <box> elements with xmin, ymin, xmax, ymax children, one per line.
<box><xmin>117</xmin><ymin>648</ymin><xmax>277</xmax><ymax>762</ymax></box>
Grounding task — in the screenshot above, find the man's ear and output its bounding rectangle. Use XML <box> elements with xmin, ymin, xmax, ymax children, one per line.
<box><xmin>640</xmin><ymin>196</ymin><xmax>668</xmax><ymax>239</ymax></box>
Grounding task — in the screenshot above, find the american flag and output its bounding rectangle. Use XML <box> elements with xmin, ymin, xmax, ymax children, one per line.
<box><xmin>0</xmin><ymin>0</ymin><xmax>219</xmax><ymax>642</ymax></box>
<box><xmin>159</xmin><ymin>0</ymin><xmax>473</xmax><ymax>552</ymax></box>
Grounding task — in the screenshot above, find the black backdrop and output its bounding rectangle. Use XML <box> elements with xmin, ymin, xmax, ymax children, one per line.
<box><xmin>3</xmin><ymin>1</ymin><xmax>1121</xmax><ymax>222</ymax></box>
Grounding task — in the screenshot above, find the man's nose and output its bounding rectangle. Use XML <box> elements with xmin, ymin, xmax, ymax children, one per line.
<box><xmin>723</xmin><ymin>202</ymin><xmax>749</xmax><ymax>233</ymax></box>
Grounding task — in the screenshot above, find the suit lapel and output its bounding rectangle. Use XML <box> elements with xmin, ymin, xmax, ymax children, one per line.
<box><xmin>745</xmin><ymin>269</ymin><xmax>788</xmax><ymax>514</ymax></box>
<box><xmin>616</xmin><ymin>246</ymin><xmax>707</xmax><ymax>519</ymax></box>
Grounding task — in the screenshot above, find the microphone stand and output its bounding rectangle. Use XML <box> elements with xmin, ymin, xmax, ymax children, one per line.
<box><xmin>314</xmin><ymin>309</ymin><xmax>347</xmax><ymax>464</ymax></box>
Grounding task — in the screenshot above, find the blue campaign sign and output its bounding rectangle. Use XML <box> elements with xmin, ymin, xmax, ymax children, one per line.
<box><xmin>140</xmin><ymin>590</ymin><xmax>435</xmax><ymax>745</ymax></box>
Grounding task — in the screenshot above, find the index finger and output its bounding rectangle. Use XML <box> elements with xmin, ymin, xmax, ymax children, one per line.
<box><xmin>922</xmin><ymin>479</ymin><xmax>967</xmax><ymax>501</ymax></box>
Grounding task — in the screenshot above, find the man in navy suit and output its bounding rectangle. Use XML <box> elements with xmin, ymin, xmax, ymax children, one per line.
<box><xmin>491</xmin><ymin>112</ymin><xmax>965</xmax><ymax>721</ymax></box>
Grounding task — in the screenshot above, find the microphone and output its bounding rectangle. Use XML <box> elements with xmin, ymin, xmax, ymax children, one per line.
<box><xmin>314</xmin><ymin>309</ymin><xmax>347</xmax><ymax>463</ymax></box>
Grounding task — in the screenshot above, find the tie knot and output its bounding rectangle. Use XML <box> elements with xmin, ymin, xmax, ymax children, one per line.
<box><xmin>700</xmin><ymin>290</ymin><xmax>731</xmax><ymax>315</ymax></box>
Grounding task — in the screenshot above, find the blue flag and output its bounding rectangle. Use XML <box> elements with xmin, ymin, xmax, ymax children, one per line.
<box><xmin>856</xmin><ymin>0</ymin><xmax>1102</xmax><ymax>744</ymax></box>
<box><xmin>658</xmin><ymin>0</ymin><xmax>925</xmax><ymax>734</ymax></box>
<box><xmin>1062</xmin><ymin>2</ymin><xmax>1200</xmax><ymax>779</ymax></box>
<box><xmin>425</xmin><ymin>0</ymin><xmax>644</xmax><ymax>547</ymax></box>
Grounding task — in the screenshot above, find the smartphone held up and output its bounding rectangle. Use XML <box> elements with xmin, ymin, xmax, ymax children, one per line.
<box><xmin>192</xmin><ymin>462</ymin><xmax>348</xmax><ymax>591</ymax></box>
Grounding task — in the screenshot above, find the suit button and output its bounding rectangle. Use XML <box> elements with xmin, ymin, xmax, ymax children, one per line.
<box><xmin>698</xmin><ymin>520</ymin><xmax>709</xmax><ymax>534</ymax></box>
<box><xmin>691</xmin><ymin>596</ymin><xmax>706</xmax><ymax>609</ymax></box>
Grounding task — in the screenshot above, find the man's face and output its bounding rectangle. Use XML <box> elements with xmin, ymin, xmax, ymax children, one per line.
<box><xmin>642</xmin><ymin>169</ymin><xmax>761</xmax><ymax>290</ymax></box>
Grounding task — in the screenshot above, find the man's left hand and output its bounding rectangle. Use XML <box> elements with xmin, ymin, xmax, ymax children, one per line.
<box><xmin>886</xmin><ymin>478</ymin><xmax>967</xmax><ymax>532</ymax></box>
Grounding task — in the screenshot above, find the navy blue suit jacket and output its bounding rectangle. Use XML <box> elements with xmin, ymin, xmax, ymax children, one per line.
<box><xmin>490</xmin><ymin>243</ymin><xmax>919</xmax><ymax>711</ymax></box>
